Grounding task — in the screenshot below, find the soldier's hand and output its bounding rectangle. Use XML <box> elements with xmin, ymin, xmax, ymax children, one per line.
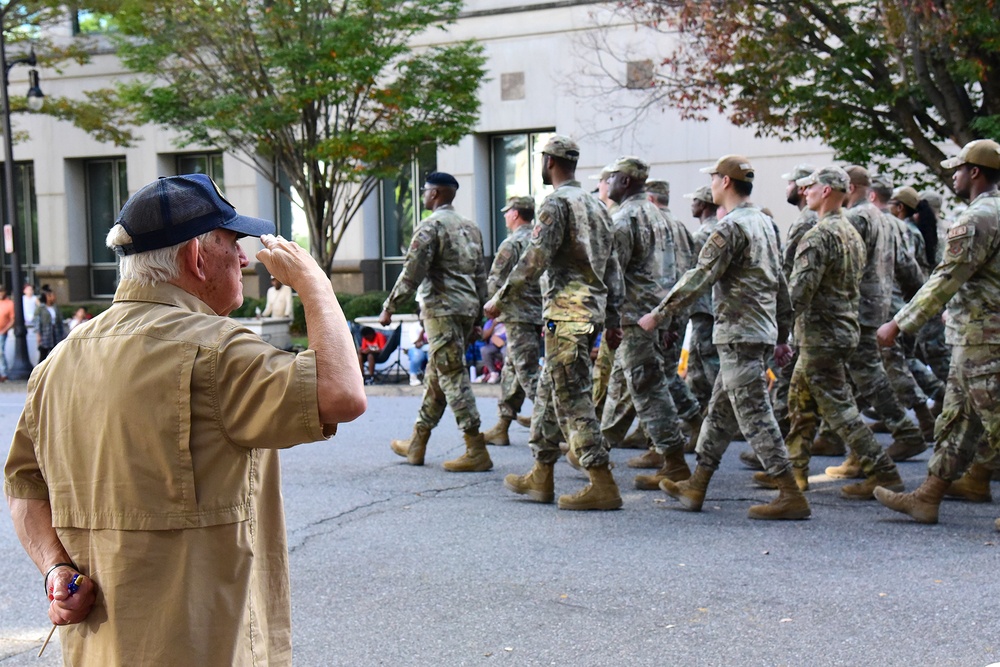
<box><xmin>773</xmin><ymin>343</ymin><xmax>793</xmax><ymax>368</ymax></box>
<box><xmin>876</xmin><ymin>320</ymin><xmax>900</xmax><ymax>348</ymax></box>
<box><xmin>483</xmin><ymin>299</ymin><xmax>500</xmax><ymax>320</ymax></box>
<box><xmin>637</xmin><ymin>313</ymin><xmax>659</xmax><ymax>332</ymax></box>
<box><xmin>378</xmin><ymin>310</ymin><xmax>392</xmax><ymax>327</ymax></box>
<box><xmin>605</xmin><ymin>327</ymin><xmax>624</xmax><ymax>350</ymax></box>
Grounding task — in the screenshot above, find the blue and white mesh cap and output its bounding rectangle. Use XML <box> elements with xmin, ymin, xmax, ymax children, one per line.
<box><xmin>113</xmin><ymin>174</ymin><xmax>275</xmax><ymax>256</ymax></box>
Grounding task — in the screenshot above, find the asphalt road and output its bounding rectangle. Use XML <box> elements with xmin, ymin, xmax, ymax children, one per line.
<box><xmin>1</xmin><ymin>385</ymin><xmax>998</xmax><ymax>666</ymax></box>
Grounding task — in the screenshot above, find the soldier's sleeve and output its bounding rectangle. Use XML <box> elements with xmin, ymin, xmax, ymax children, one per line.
<box><xmin>788</xmin><ymin>232</ymin><xmax>827</xmax><ymax>317</ymax></box>
<box><xmin>776</xmin><ymin>268</ymin><xmax>793</xmax><ymax>346</ymax></box>
<box><xmin>846</xmin><ymin>208</ymin><xmax>871</xmax><ymax>249</ymax></box>
<box><xmin>894</xmin><ymin>237</ymin><xmax>926</xmax><ymax>300</ymax></box>
<box><xmin>895</xmin><ymin>220</ymin><xmax>984</xmax><ymax>334</ymax></box>
<box><xmin>493</xmin><ymin>199</ymin><xmax>566</xmax><ymax>311</ymax></box>
<box><xmin>604</xmin><ymin>248</ymin><xmax>623</xmax><ymax>329</ymax></box>
<box><xmin>652</xmin><ymin>222</ymin><xmax>739</xmax><ymax>320</ymax></box>
<box><xmin>474</xmin><ymin>238</ymin><xmax>488</xmax><ymax>307</ymax></box>
<box><xmin>613</xmin><ymin>217</ymin><xmax>634</xmax><ymax>272</ymax></box>
<box><xmin>782</xmin><ymin>223</ymin><xmax>806</xmax><ymax>280</ymax></box>
<box><xmin>487</xmin><ymin>240</ymin><xmax>517</xmax><ymax>299</ymax></box>
<box><xmin>383</xmin><ymin>223</ymin><xmax>435</xmax><ymax>313</ymax></box>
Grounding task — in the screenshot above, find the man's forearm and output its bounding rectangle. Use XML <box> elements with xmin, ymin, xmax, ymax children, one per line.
<box><xmin>7</xmin><ymin>497</ymin><xmax>73</xmax><ymax>575</ymax></box>
<box><xmin>297</xmin><ymin>279</ymin><xmax>367</xmax><ymax>424</ymax></box>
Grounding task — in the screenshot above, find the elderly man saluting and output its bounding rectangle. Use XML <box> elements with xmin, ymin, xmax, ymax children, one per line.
<box><xmin>5</xmin><ymin>174</ymin><xmax>367</xmax><ymax>666</ymax></box>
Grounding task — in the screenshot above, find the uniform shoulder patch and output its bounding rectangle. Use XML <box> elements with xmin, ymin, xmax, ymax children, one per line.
<box><xmin>711</xmin><ymin>234</ymin><xmax>726</xmax><ymax>248</ymax></box>
<box><xmin>947</xmin><ymin>224</ymin><xmax>970</xmax><ymax>239</ymax></box>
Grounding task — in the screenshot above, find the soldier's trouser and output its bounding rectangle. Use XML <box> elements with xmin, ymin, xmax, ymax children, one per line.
<box><xmin>530</xmin><ymin>320</ymin><xmax>608</xmax><ymax>468</ymax></box>
<box><xmin>928</xmin><ymin>345</ymin><xmax>1000</xmax><ymax>481</ymax></box>
<box><xmin>881</xmin><ymin>339</ymin><xmax>928</xmax><ymax>409</ymax></box>
<box><xmin>695</xmin><ymin>343</ymin><xmax>791</xmax><ymax>476</ymax></box>
<box><xmin>591</xmin><ymin>333</ymin><xmax>615</xmax><ymax>419</ymax></box>
<box><xmin>497</xmin><ymin>322</ymin><xmax>542</xmax><ymax>420</ymax></box>
<box><xmin>600</xmin><ymin>326</ymin><xmax>686</xmax><ymax>455</ymax></box>
<box><xmin>417</xmin><ymin>315</ymin><xmax>481</xmax><ymax>433</ymax></box>
<box><xmin>787</xmin><ymin>346</ymin><xmax>892</xmax><ymax>475</ymax></box>
<box><xmin>771</xmin><ymin>346</ymin><xmax>799</xmax><ymax>429</ymax></box>
<box><xmin>848</xmin><ymin>326</ymin><xmax>924</xmax><ymax>442</ymax></box>
<box><xmin>916</xmin><ymin>311</ymin><xmax>951</xmax><ymax>385</ymax></box>
<box><xmin>686</xmin><ymin>313</ymin><xmax>719</xmax><ymax>411</ymax></box>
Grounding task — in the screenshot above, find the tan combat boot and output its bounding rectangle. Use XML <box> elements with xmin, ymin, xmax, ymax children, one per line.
<box><xmin>557</xmin><ymin>463</ymin><xmax>623</xmax><ymax>510</ymax></box>
<box><xmin>753</xmin><ymin>466</ymin><xmax>808</xmax><ymax>492</ymax></box>
<box><xmin>443</xmin><ymin>431</ymin><xmax>493</xmax><ymax>472</ymax></box>
<box><xmin>565</xmin><ymin>447</ymin><xmax>583</xmax><ymax>471</ymax></box>
<box><xmin>390</xmin><ymin>425</ymin><xmax>431</xmax><ymax>465</ymax></box>
<box><xmin>873</xmin><ymin>475</ymin><xmax>950</xmax><ymax>524</ymax></box>
<box><xmin>504</xmin><ymin>461</ymin><xmax>555</xmax><ymax>503</ymax></box>
<box><xmin>913</xmin><ymin>402</ymin><xmax>937</xmax><ymax>442</ymax></box>
<box><xmin>482</xmin><ymin>417</ymin><xmax>512</xmax><ymax>446</ymax></box>
<box><xmin>840</xmin><ymin>467</ymin><xmax>905</xmax><ymax>500</ymax></box>
<box><xmin>945</xmin><ymin>462</ymin><xmax>993</xmax><ymax>503</ymax></box>
<box><xmin>811</xmin><ymin>430</ymin><xmax>846</xmax><ymax>457</ymax></box>
<box><xmin>825</xmin><ymin>452</ymin><xmax>864</xmax><ymax>479</ymax></box>
<box><xmin>747</xmin><ymin>470</ymin><xmax>811</xmax><ymax>520</ymax></box>
<box><xmin>659</xmin><ymin>464</ymin><xmax>714</xmax><ymax>511</ymax></box>
<box><xmin>516</xmin><ymin>415</ymin><xmax>532</xmax><ymax>428</ymax></box>
<box><xmin>619</xmin><ymin>428</ymin><xmax>649</xmax><ymax>449</ymax></box>
<box><xmin>634</xmin><ymin>450</ymin><xmax>691</xmax><ymax>490</ymax></box>
<box><xmin>739</xmin><ymin>449</ymin><xmax>764</xmax><ymax>471</ymax></box>
<box><xmin>886</xmin><ymin>427</ymin><xmax>928</xmax><ymax>462</ymax></box>
<box><xmin>627</xmin><ymin>449</ymin><xmax>664</xmax><ymax>469</ymax></box>
<box><xmin>683</xmin><ymin>414</ymin><xmax>703</xmax><ymax>454</ymax></box>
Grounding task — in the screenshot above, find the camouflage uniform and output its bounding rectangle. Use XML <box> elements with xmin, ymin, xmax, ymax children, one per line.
<box><xmin>600</xmin><ymin>193</ymin><xmax>686</xmax><ymax>455</ymax></box>
<box><xmin>772</xmin><ymin>208</ymin><xmax>819</xmax><ymax>430</ymax></box>
<box><xmin>383</xmin><ymin>206</ymin><xmax>487</xmax><ymax>433</ymax></box>
<box><xmin>487</xmin><ymin>223</ymin><xmax>543</xmax><ymax>421</ymax></box>
<box><xmin>687</xmin><ymin>210</ymin><xmax>720</xmax><ymax>409</ymax></box>
<box><xmin>651</xmin><ymin>203</ymin><xmax>793</xmax><ymax>475</ymax></box>
<box><xmin>493</xmin><ymin>181</ymin><xmax>622</xmax><ymax>468</ymax></box>
<box><xmin>786</xmin><ymin>209</ymin><xmax>896</xmax><ymax>475</ymax></box>
<box><xmin>893</xmin><ymin>191</ymin><xmax>1000</xmax><ymax>481</ymax></box>
<box><xmin>843</xmin><ymin>201</ymin><xmax>926</xmax><ymax>447</ymax></box>
<box><xmin>882</xmin><ymin>215</ymin><xmax>931</xmax><ymax>409</ymax></box>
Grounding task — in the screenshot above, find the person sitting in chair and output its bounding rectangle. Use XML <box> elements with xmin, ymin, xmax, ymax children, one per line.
<box><xmin>358</xmin><ymin>326</ymin><xmax>387</xmax><ymax>384</ymax></box>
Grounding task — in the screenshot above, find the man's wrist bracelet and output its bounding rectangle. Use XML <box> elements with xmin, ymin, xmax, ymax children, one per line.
<box><xmin>43</xmin><ymin>562</ymin><xmax>77</xmax><ymax>595</ymax></box>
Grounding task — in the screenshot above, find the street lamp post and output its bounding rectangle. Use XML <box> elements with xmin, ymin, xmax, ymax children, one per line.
<box><xmin>0</xmin><ymin>27</ymin><xmax>42</xmax><ymax>380</ymax></box>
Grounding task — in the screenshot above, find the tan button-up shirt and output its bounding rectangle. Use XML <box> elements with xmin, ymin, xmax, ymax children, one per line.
<box><xmin>5</xmin><ymin>279</ymin><xmax>329</xmax><ymax>666</ymax></box>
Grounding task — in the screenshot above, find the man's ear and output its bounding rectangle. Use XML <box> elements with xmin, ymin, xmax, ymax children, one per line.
<box><xmin>179</xmin><ymin>238</ymin><xmax>207</xmax><ymax>282</ymax></box>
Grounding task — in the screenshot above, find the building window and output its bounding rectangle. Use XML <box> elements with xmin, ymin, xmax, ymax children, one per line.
<box><xmin>73</xmin><ymin>9</ymin><xmax>115</xmax><ymax>35</ymax></box>
<box><xmin>177</xmin><ymin>153</ymin><xmax>225</xmax><ymax>186</ymax></box>
<box><xmin>489</xmin><ymin>130</ymin><xmax>553</xmax><ymax>251</ymax></box>
<box><xmin>0</xmin><ymin>162</ymin><xmax>38</xmax><ymax>288</ymax></box>
<box><xmin>380</xmin><ymin>144</ymin><xmax>436</xmax><ymax>289</ymax></box>
<box><xmin>86</xmin><ymin>158</ymin><xmax>128</xmax><ymax>298</ymax></box>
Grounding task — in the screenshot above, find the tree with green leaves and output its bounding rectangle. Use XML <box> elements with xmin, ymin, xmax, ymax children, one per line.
<box><xmin>0</xmin><ymin>0</ymin><xmax>134</xmax><ymax>146</ymax></box>
<box><xmin>583</xmin><ymin>1</ymin><xmax>1000</xmax><ymax>188</ymax></box>
<box><xmin>111</xmin><ymin>0</ymin><xmax>486</xmax><ymax>275</ymax></box>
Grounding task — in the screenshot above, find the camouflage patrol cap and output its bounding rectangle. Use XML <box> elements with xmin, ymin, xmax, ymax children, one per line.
<box><xmin>683</xmin><ymin>185</ymin><xmax>714</xmax><ymax>204</ymax></box>
<box><xmin>536</xmin><ymin>135</ymin><xmax>580</xmax><ymax>162</ymax></box>
<box><xmin>871</xmin><ymin>173</ymin><xmax>894</xmax><ymax>192</ymax></box>
<box><xmin>588</xmin><ymin>163</ymin><xmax>615</xmax><ymax>181</ymax></box>
<box><xmin>781</xmin><ymin>163</ymin><xmax>817</xmax><ymax>182</ymax></box>
<box><xmin>608</xmin><ymin>156</ymin><xmax>649</xmax><ymax>180</ymax></box>
<box><xmin>500</xmin><ymin>195</ymin><xmax>535</xmax><ymax>213</ymax></box>
<box><xmin>645</xmin><ymin>180</ymin><xmax>670</xmax><ymax>196</ymax></box>
<box><xmin>940</xmin><ymin>139</ymin><xmax>1000</xmax><ymax>170</ymax></box>
<box><xmin>796</xmin><ymin>166</ymin><xmax>850</xmax><ymax>192</ymax></box>
<box><xmin>890</xmin><ymin>186</ymin><xmax>920</xmax><ymax>210</ymax></box>
<box><xmin>700</xmin><ymin>154</ymin><xmax>754</xmax><ymax>182</ymax></box>
<box><xmin>845</xmin><ymin>165</ymin><xmax>871</xmax><ymax>187</ymax></box>
<box><xmin>920</xmin><ymin>190</ymin><xmax>943</xmax><ymax>212</ymax></box>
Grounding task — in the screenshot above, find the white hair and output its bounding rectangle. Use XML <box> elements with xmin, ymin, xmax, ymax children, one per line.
<box><xmin>106</xmin><ymin>225</ymin><xmax>213</xmax><ymax>287</ymax></box>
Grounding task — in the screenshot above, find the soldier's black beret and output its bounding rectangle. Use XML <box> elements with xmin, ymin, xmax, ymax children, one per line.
<box><xmin>425</xmin><ymin>172</ymin><xmax>460</xmax><ymax>189</ymax></box>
